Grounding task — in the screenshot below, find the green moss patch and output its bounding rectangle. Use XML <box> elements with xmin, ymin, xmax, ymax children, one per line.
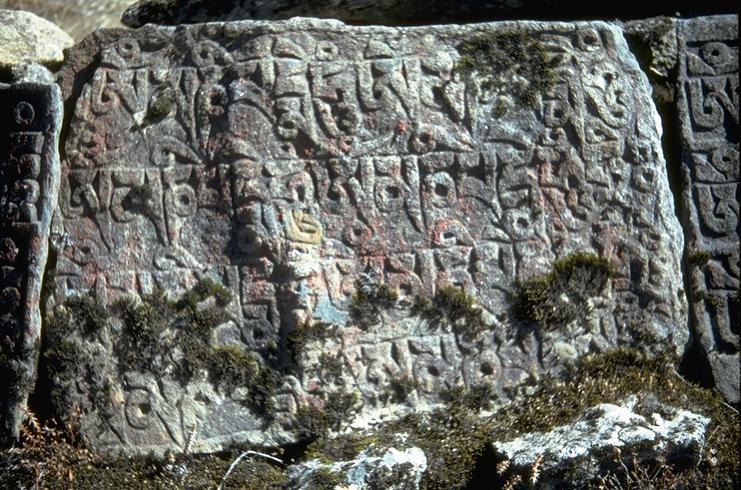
<box><xmin>297</xmin><ymin>390</ymin><xmax>361</xmax><ymax>438</ymax></box>
<box><xmin>456</xmin><ymin>31</ymin><xmax>555</xmax><ymax>110</ymax></box>
<box><xmin>414</xmin><ymin>285</ymin><xmax>490</xmax><ymax>339</ymax></box>
<box><xmin>687</xmin><ymin>250</ymin><xmax>712</xmax><ymax>267</ymax></box>
<box><xmin>305</xmin><ymin>382</ymin><xmax>494</xmax><ymax>490</ymax></box>
<box><xmin>286</xmin><ymin>320</ymin><xmax>337</xmax><ymax>367</ymax></box>
<box><xmin>44</xmin><ymin>279</ymin><xmax>276</xmax><ymax>419</ymax></box>
<box><xmin>512</xmin><ymin>251</ymin><xmax>616</xmax><ymax>329</ymax></box>
<box><xmin>349</xmin><ymin>279</ymin><xmax>399</xmax><ymax>326</ymax></box>
<box><xmin>306</xmin><ymin>466</ymin><xmax>344</xmax><ymax>490</ymax></box>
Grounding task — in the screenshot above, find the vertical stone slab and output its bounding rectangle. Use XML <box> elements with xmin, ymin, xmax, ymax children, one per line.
<box><xmin>676</xmin><ymin>15</ymin><xmax>739</xmax><ymax>403</ymax></box>
<box><xmin>52</xmin><ymin>19</ymin><xmax>686</xmax><ymax>454</ymax></box>
<box><xmin>0</xmin><ymin>65</ymin><xmax>62</xmax><ymax>443</ymax></box>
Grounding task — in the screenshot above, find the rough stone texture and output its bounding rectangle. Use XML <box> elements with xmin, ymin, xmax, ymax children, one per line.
<box><xmin>0</xmin><ymin>9</ymin><xmax>74</xmax><ymax>69</ymax></box>
<box><xmin>0</xmin><ymin>64</ymin><xmax>62</xmax><ymax>444</ymax></box>
<box><xmin>676</xmin><ymin>15</ymin><xmax>739</xmax><ymax>404</ymax></box>
<box><xmin>492</xmin><ymin>395</ymin><xmax>710</xmax><ymax>485</ymax></box>
<box><xmin>288</xmin><ymin>444</ymin><xmax>427</xmax><ymax>490</ymax></box>
<box><xmin>51</xmin><ymin>18</ymin><xmax>686</xmax><ymax>454</ymax></box>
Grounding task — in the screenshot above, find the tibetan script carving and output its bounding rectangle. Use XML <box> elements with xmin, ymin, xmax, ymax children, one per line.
<box><xmin>51</xmin><ymin>19</ymin><xmax>687</xmax><ymax>454</ymax></box>
<box><xmin>677</xmin><ymin>15</ymin><xmax>739</xmax><ymax>404</ymax></box>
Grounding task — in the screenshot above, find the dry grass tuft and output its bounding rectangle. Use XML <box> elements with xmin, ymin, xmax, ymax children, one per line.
<box><xmin>0</xmin><ymin>408</ymin><xmax>94</xmax><ymax>487</ymax></box>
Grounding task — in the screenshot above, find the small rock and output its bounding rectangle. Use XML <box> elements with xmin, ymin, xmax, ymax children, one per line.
<box><xmin>0</xmin><ymin>9</ymin><xmax>74</xmax><ymax>69</ymax></box>
<box><xmin>288</xmin><ymin>445</ymin><xmax>427</xmax><ymax>490</ymax></box>
<box><xmin>492</xmin><ymin>395</ymin><xmax>710</xmax><ymax>484</ymax></box>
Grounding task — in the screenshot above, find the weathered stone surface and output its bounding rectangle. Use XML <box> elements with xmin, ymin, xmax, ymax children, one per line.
<box><xmin>676</xmin><ymin>15</ymin><xmax>739</xmax><ymax>404</ymax></box>
<box><xmin>51</xmin><ymin>18</ymin><xmax>686</xmax><ymax>454</ymax></box>
<box><xmin>0</xmin><ymin>9</ymin><xmax>74</xmax><ymax>69</ymax></box>
<box><xmin>288</xmin><ymin>444</ymin><xmax>427</xmax><ymax>490</ymax></box>
<box><xmin>492</xmin><ymin>395</ymin><xmax>710</xmax><ymax>486</ymax></box>
<box><xmin>0</xmin><ymin>64</ymin><xmax>62</xmax><ymax>444</ymax></box>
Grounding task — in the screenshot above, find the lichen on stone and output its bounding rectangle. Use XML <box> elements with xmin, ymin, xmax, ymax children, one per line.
<box><xmin>414</xmin><ymin>285</ymin><xmax>490</xmax><ymax>339</ymax></box>
<box><xmin>349</xmin><ymin>278</ymin><xmax>399</xmax><ymax>326</ymax></box>
<box><xmin>456</xmin><ymin>30</ymin><xmax>555</xmax><ymax>111</ymax></box>
<box><xmin>512</xmin><ymin>251</ymin><xmax>616</xmax><ymax>329</ymax></box>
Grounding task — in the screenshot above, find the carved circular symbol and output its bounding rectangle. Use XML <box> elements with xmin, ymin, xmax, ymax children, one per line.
<box><xmin>711</xmin><ymin>145</ymin><xmax>739</xmax><ymax>172</ymax></box>
<box><xmin>0</xmin><ymin>237</ymin><xmax>19</xmax><ymax>264</ymax></box>
<box><xmin>14</xmin><ymin>102</ymin><xmax>35</xmax><ymax>126</ymax></box>
<box><xmin>116</xmin><ymin>37</ymin><xmax>141</xmax><ymax>60</ymax></box>
<box><xmin>125</xmin><ymin>388</ymin><xmax>156</xmax><ymax>430</ymax></box>
<box><xmin>701</xmin><ymin>42</ymin><xmax>731</xmax><ymax>68</ymax></box>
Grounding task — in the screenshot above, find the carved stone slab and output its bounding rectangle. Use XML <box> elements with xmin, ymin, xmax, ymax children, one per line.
<box><xmin>676</xmin><ymin>15</ymin><xmax>739</xmax><ymax>404</ymax></box>
<box><xmin>0</xmin><ymin>65</ymin><xmax>62</xmax><ymax>444</ymax></box>
<box><xmin>52</xmin><ymin>19</ymin><xmax>686</xmax><ymax>454</ymax></box>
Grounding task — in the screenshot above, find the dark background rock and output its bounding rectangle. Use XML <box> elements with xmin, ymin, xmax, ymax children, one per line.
<box><xmin>122</xmin><ymin>0</ymin><xmax>737</xmax><ymax>28</ymax></box>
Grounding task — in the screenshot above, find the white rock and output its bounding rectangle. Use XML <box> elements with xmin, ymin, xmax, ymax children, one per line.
<box><xmin>493</xmin><ymin>395</ymin><xmax>710</xmax><ymax>471</ymax></box>
<box><xmin>289</xmin><ymin>443</ymin><xmax>427</xmax><ymax>490</ymax></box>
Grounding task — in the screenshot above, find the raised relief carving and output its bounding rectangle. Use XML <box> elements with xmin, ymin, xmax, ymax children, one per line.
<box><xmin>677</xmin><ymin>16</ymin><xmax>739</xmax><ymax>403</ymax></box>
<box><xmin>51</xmin><ymin>21</ymin><xmax>687</xmax><ymax>452</ymax></box>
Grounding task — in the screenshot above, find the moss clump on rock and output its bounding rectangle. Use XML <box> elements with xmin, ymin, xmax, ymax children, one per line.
<box><xmin>47</xmin><ymin>294</ymin><xmax>108</xmax><ymax>339</ymax></box>
<box><xmin>112</xmin><ymin>291</ymin><xmax>175</xmax><ymax>374</ymax></box>
<box><xmin>305</xmin><ymin>387</ymin><xmax>494</xmax><ymax>490</ymax></box>
<box><xmin>441</xmin><ymin>383</ymin><xmax>494</xmax><ymax>412</ymax></box>
<box><xmin>207</xmin><ymin>345</ymin><xmax>260</xmax><ymax>394</ymax></box>
<box><xmin>305</xmin><ymin>348</ymin><xmax>738</xmax><ymax>489</ymax></box>
<box><xmin>513</xmin><ymin>251</ymin><xmax>615</xmax><ymax>329</ymax></box>
<box><xmin>286</xmin><ymin>320</ymin><xmax>337</xmax><ymax>367</ymax></box>
<box><xmin>307</xmin><ymin>466</ymin><xmax>344</xmax><ymax>490</ymax></box>
<box><xmin>687</xmin><ymin>250</ymin><xmax>712</xmax><ymax>267</ymax></box>
<box><xmin>415</xmin><ymin>285</ymin><xmax>490</xmax><ymax>339</ymax></box>
<box><xmin>349</xmin><ymin>279</ymin><xmax>399</xmax><ymax>326</ymax></box>
<box><xmin>456</xmin><ymin>31</ymin><xmax>555</xmax><ymax>110</ymax></box>
<box><xmin>44</xmin><ymin>278</ymin><xmax>278</xmax><ymax>420</ymax></box>
<box><xmin>298</xmin><ymin>390</ymin><xmax>361</xmax><ymax>438</ymax></box>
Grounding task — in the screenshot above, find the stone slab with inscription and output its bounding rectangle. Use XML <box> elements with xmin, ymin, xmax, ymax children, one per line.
<box><xmin>676</xmin><ymin>15</ymin><xmax>739</xmax><ymax>404</ymax></box>
<box><xmin>0</xmin><ymin>64</ymin><xmax>62</xmax><ymax>444</ymax></box>
<box><xmin>51</xmin><ymin>18</ymin><xmax>687</xmax><ymax>454</ymax></box>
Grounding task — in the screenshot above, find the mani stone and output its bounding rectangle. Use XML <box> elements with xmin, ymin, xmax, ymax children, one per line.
<box><xmin>0</xmin><ymin>64</ymin><xmax>62</xmax><ymax>444</ymax></box>
<box><xmin>0</xmin><ymin>9</ymin><xmax>74</xmax><ymax>69</ymax></box>
<box><xmin>676</xmin><ymin>15</ymin><xmax>739</xmax><ymax>404</ymax></box>
<box><xmin>51</xmin><ymin>18</ymin><xmax>686</xmax><ymax>455</ymax></box>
